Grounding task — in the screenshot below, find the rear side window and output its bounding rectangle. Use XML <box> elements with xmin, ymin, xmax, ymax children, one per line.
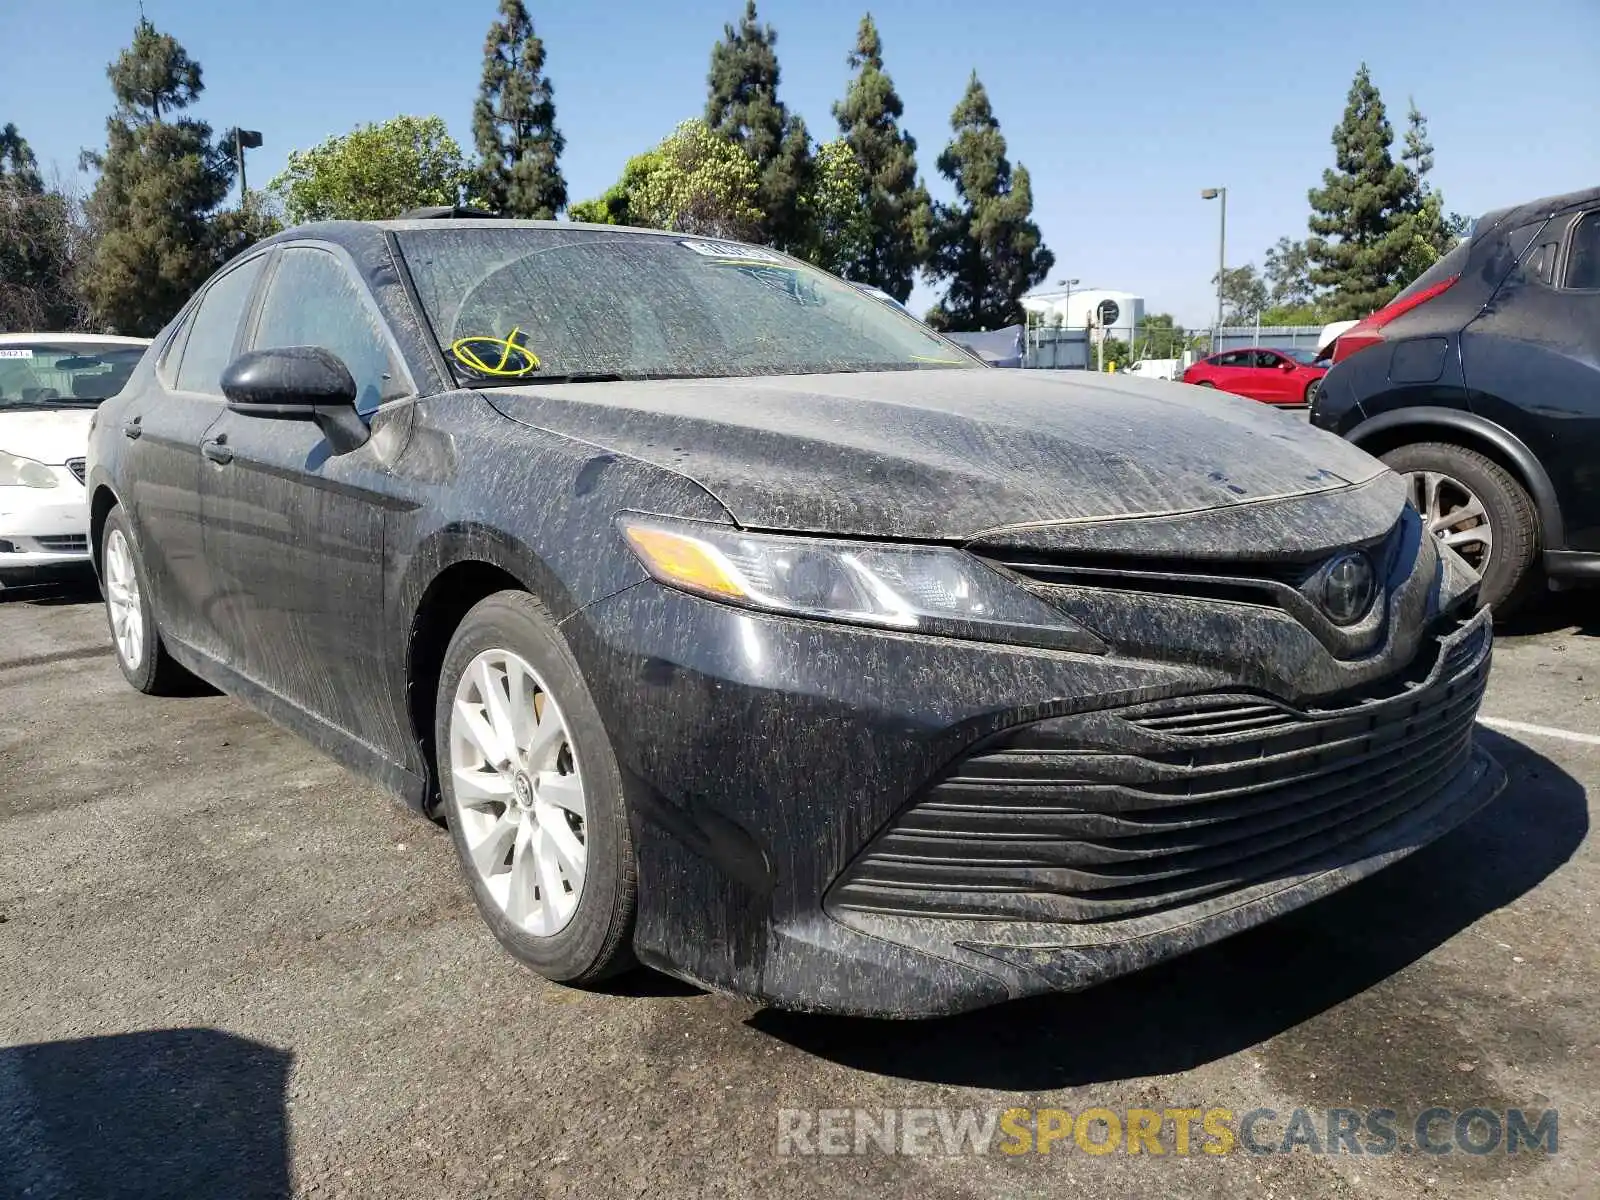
<box><xmin>175</xmin><ymin>256</ymin><xmax>268</xmax><ymax>396</ymax></box>
<box><xmin>1564</xmin><ymin>212</ymin><xmax>1600</xmax><ymax>290</ymax></box>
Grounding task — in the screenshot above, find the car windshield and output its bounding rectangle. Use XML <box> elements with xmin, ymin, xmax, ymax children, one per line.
<box><xmin>0</xmin><ymin>342</ymin><xmax>145</xmax><ymax>409</ymax></box>
<box><xmin>1281</xmin><ymin>347</ymin><xmax>1322</xmax><ymax>365</ymax></box>
<box><xmin>395</xmin><ymin>227</ymin><xmax>981</xmax><ymax>384</ymax></box>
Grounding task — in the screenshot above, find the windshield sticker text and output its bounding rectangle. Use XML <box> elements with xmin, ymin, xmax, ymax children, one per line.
<box><xmin>678</xmin><ymin>239</ymin><xmax>785</xmax><ymax>264</ymax></box>
<box><xmin>0</xmin><ymin>349</ymin><xmax>35</xmax><ymax>358</ymax></box>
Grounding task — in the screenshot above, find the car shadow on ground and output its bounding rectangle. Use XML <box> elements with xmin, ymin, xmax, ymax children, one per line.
<box><xmin>0</xmin><ymin>1027</ymin><xmax>292</xmax><ymax>1199</ymax></box>
<box><xmin>749</xmin><ymin>729</ymin><xmax>1588</xmax><ymax>1089</ymax></box>
<box><xmin>1497</xmin><ymin>589</ymin><xmax>1597</xmax><ymax>638</ymax></box>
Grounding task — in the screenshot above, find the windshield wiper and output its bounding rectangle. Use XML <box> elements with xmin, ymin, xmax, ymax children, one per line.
<box><xmin>1</xmin><ymin>399</ymin><xmax>103</xmax><ymax>410</ymax></box>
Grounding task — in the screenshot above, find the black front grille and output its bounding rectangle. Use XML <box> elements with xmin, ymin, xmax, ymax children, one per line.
<box><xmin>829</xmin><ymin>619</ymin><xmax>1492</xmax><ymax>924</ymax></box>
<box><xmin>34</xmin><ymin>534</ymin><xmax>88</xmax><ymax>552</ymax></box>
<box><xmin>65</xmin><ymin>457</ymin><xmax>87</xmax><ymax>485</ymax></box>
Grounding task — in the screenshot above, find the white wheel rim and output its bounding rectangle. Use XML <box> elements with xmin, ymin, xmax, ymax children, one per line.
<box><xmin>1409</xmin><ymin>470</ymin><xmax>1494</xmax><ymax>571</ymax></box>
<box><xmin>449</xmin><ymin>649</ymin><xmax>587</xmax><ymax>937</ymax></box>
<box><xmin>104</xmin><ymin>528</ymin><xmax>145</xmax><ymax>671</ymax></box>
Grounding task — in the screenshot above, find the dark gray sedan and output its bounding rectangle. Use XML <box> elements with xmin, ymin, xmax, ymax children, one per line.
<box><xmin>85</xmin><ymin>216</ymin><xmax>1502</xmax><ymax>1017</ymax></box>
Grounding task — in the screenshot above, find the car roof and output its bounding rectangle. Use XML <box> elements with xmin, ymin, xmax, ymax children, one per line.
<box><xmin>257</xmin><ymin>217</ymin><xmax>754</xmax><ymax>258</ymax></box>
<box><xmin>0</xmin><ymin>332</ymin><xmax>151</xmax><ymax>346</ymax></box>
<box><xmin>1472</xmin><ymin>184</ymin><xmax>1600</xmax><ymax>241</ymax></box>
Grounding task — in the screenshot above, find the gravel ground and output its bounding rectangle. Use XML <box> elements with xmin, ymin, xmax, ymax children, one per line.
<box><xmin>1</xmin><ymin>576</ymin><xmax>1595</xmax><ymax>1199</ymax></box>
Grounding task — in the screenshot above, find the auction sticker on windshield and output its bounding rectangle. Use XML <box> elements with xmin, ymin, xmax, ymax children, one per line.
<box><xmin>0</xmin><ymin>349</ymin><xmax>34</xmax><ymax>358</ymax></box>
<box><xmin>678</xmin><ymin>239</ymin><xmax>785</xmax><ymax>263</ymax></box>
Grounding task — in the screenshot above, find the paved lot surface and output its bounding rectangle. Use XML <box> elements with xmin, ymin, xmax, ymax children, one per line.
<box><xmin>2</xmin><ymin>576</ymin><xmax>1596</xmax><ymax>1199</ymax></box>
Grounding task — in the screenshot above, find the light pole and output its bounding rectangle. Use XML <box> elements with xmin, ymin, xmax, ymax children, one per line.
<box><xmin>1056</xmin><ymin>276</ymin><xmax>1079</xmax><ymax>325</ymax></box>
<box><xmin>1201</xmin><ymin>187</ymin><xmax>1226</xmax><ymax>352</ymax></box>
<box><xmin>231</xmin><ymin>128</ymin><xmax>263</xmax><ymax>206</ymax></box>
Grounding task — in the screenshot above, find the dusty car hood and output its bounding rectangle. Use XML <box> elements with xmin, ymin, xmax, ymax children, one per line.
<box><xmin>485</xmin><ymin>370</ymin><xmax>1390</xmax><ymax>542</ymax></box>
<box><xmin>0</xmin><ymin>409</ymin><xmax>93</xmax><ymax>465</ymax></box>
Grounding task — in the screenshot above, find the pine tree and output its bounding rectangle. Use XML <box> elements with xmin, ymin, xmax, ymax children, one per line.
<box><xmin>705</xmin><ymin>0</ymin><xmax>809</xmax><ymax>249</ymax></box>
<box><xmin>1392</xmin><ymin>98</ymin><xmax>1454</xmax><ymax>285</ymax></box>
<box><xmin>924</xmin><ymin>73</ymin><xmax>1053</xmax><ymax>330</ymax></box>
<box><xmin>831</xmin><ymin>14</ymin><xmax>930</xmax><ymax>302</ymax></box>
<box><xmin>82</xmin><ymin>19</ymin><xmax>234</xmax><ymax>335</ymax></box>
<box><xmin>470</xmin><ymin>0</ymin><xmax>566</xmax><ymax>218</ymax></box>
<box><xmin>1305</xmin><ymin>65</ymin><xmax>1420</xmax><ymax>321</ymax></box>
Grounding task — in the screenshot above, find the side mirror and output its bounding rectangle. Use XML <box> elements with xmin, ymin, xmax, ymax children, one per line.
<box><xmin>1280</xmin><ymin>360</ymin><xmax>1296</xmax><ymax>371</ymax></box>
<box><xmin>221</xmin><ymin>347</ymin><xmax>369</xmax><ymax>454</ymax></box>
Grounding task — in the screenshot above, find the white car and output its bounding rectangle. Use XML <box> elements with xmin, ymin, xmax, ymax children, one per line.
<box><xmin>1122</xmin><ymin>357</ymin><xmax>1181</xmax><ymax>381</ymax></box>
<box><xmin>0</xmin><ymin>333</ymin><xmax>150</xmax><ymax>586</ymax></box>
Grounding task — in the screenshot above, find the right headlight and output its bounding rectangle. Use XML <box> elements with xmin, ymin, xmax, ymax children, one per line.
<box><xmin>619</xmin><ymin>515</ymin><xmax>1106</xmax><ymax>653</ymax></box>
<box><xmin>0</xmin><ymin>451</ymin><xmax>59</xmax><ymax>488</ymax></box>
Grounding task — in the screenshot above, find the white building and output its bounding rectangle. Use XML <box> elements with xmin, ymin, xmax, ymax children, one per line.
<box><xmin>1022</xmin><ymin>288</ymin><xmax>1145</xmax><ymax>339</ymax></box>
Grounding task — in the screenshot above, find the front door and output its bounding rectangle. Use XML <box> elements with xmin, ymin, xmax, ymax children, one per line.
<box><xmin>124</xmin><ymin>253</ymin><xmax>269</xmax><ymax>659</ymax></box>
<box><xmin>199</xmin><ymin>244</ymin><xmax>412</xmax><ymax>748</ymax></box>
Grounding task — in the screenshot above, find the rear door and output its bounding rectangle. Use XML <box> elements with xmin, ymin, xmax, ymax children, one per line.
<box><xmin>122</xmin><ymin>252</ymin><xmax>269</xmax><ymax>658</ymax></box>
<box><xmin>198</xmin><ymin>243</ymin><xmax>411</xmax><ymax>744</ymax></box>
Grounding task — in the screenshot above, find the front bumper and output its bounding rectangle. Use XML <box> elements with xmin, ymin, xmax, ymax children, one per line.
<box><xmin>568</xmin><ymin>572</ymin><xmax>1502</xmax><ymax>1018</ymax></box>
<box><xmin>0</xmin><ymin>474</ymin><xmax>91</xmax><ymax>583</ymax></box>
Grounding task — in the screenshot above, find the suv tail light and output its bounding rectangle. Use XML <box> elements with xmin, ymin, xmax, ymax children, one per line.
<box><xmin>1330</xmin><ymin>274</ymin><xmax>1460</xmax><ymax>364</ymax></box>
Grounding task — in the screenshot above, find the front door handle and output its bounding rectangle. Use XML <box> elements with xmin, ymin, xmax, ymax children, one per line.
<box><xmin>122</xmin><ymin>416</ymin><xmax>142</xmax><ymax>440</ymax></box>
<box><xmin>201</xmin><ymin>436</ymin><xmax>233</xmax><ymax>465</ymax></box>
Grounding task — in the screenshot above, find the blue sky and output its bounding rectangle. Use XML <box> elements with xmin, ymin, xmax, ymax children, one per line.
<box><xmin>5</xmin><ymin>0</ymin><xmax>1597</xmax><ymax>325</ymax></box>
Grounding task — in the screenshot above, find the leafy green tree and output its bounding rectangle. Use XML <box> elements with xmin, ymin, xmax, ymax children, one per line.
<box><xmin>1259</xmin><ymin>303</ymin><xmax>1325</xmax><ymax>326</ymax></box>
<box><xmin>470</xmin><ymin>0</ymin><xmax>565</xmax><ymax>218</ymax></box>
<box><xmin>1305</xmin><ymin>65</ymin><xmax>1420</xmax><ymax>321</ymax></box>
<box><xmin>1130</xmin><ymin>312</ymin><xmax>1196</xmax><ymax>359</ymax></box>
<box><xmin>0</xmin><ymin>124</ymin><xmax>82</xmax><ymax>330</ymax></box>
<box><xmin>831</xmin><ymin>14</ymin><xmax>930</xmax><ymax>301</ymax></box>
<box><xmin>1263</xmin><ymin>236</ymin><xmax>1317</xmax><ymax>310</ymax></box>
<box><xmin>792</xmin><ymin>138</ymin><xmax>872</xmax><ymax>277</ymax></box>
<box><xmin>82</xmin><ymin>18</ymin><xmax>235</xmax><ymax>335</ymax></box>
<box><xmin>1212</xmin><ymin>263</ymin><xmax>1269</xmax><ymax>323</ymax></box>
<box><xmin>572</xmin><ymin>120</ymin><xmax>761</xmax><ymax>240</ymax></box>
<box><xmin>924</xmin><ymin>73</ymin><xmax>1053</xmax><ymax>331</ymax></box>
<box><xmin>271</xmin><ymin>115</ymin><xmax>467</xmax><ymax>223</ymax></box>
<box><xmin>705</xmin><ymin>0</ymin><xmax>809</xmax><ymax>249</ymax></box>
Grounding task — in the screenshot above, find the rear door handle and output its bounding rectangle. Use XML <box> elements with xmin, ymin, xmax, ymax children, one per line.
<box><xmin>122</xmin><ymin>416</ymin><xmax>142</xmax><ymax>440</ymax></box>
<box><xmin>201</xmin><ymin>436</ymin><xmax>233</xmax><ymax>465</ymax></box>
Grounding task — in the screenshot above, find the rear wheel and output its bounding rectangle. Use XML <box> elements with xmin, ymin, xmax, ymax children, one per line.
<box><xmin>1379</xmin><ymin>442</ymin><xmax>1540</xmax><ymax>617</ymax></box>
<box><xmin>1304</xmin><ymin>378</ymin><xmax>1321</xmax><ymax>405</ymax></box>
<box><xmin>435</xmin><ymin>590</ymin><xmax>637</xmax><ymax>984</ymax></box>
<box><xmin>1195</xmin><ymin>380</ymin><xmax>1216</xmax><ymax>388</ymax></box>
<box><xmin>100</xmin><ymin>506</ymin><xmax>191</xmax><ymax>695</ymax></box>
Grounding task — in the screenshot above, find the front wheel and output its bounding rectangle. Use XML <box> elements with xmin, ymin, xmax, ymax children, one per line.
<box><xmin>1304</xmin><ymin>378</ymin><xmax>1321</xmax><ymax>405</ymax></box>
<box><xmin>435</xmin><ymin>590</ymin><xmax>637</xmax><ymax>984</ymax></box>
<box><xmin>1379</xmin><ymin>442</ymin><xmax>1540</xmax><ymax>617</ymax></box>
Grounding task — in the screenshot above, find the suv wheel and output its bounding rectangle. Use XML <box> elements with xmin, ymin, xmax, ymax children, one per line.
<box><xmin>1379</xmin><ymin>442</ymin><xmax>1539</xmax><ymax>617</ymax></box>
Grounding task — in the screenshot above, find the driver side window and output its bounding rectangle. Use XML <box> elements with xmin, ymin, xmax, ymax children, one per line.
<box><xmin>251</xmin><ymin>247</ymin><xmax>406</xmax><ymax>414</ymax></box>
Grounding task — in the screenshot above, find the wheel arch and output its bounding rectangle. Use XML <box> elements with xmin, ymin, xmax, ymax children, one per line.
<box><xmin>1346</xmin><ymin>407</ymin><xmax>1565</xmax><ymax>550</ymax></box>
<box><xmin>88</xmin><ymin>484</ymin><xmax>122</xmax><ymax>575</ymax></box>
<box><xmin>397</xmin><ymin>522</ymin><xmax>617</xmax><ymax>816</ymax></box>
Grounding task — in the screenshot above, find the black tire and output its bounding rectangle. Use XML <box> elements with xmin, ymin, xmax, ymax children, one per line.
<box><xmin>1195</xmin><ymin>380</ymin><xmax>1216</xmax><ymax>388</ymax></box>
<box><xmin>1304</xmin><ymin>378</ymin><xmax>1321</xmax><ymax>405</ymax></box>
<box><xmin>435</xmin><ymin>589</ymin><xmax>637</xmax><ymax>984</ymax></box>
<box><xmin>1379</xmin><ymin>442</ymin><xmax>1540</xmax><ymax>617</ymax></box>
<box><xmin>100</xmin><ymin>505</ymin><xmax>192</xmax><ymax>695</ymax></box>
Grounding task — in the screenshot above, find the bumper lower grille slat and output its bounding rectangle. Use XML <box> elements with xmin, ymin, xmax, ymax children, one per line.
<box><xmin>829</xmin><ymin>617</ymin><xmax>1493</xmax><ymax>924</ymax></box>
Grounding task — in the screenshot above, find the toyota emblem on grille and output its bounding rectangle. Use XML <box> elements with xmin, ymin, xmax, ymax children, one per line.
<box><xmin>1321</xmin><ymin>552</ymin><xmax>1377</xmax><ymax>625</ymax></box>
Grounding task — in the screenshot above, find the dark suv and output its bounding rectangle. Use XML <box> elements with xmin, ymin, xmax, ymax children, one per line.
<box><xmin>1311</xmin><ymin>184</ymin><xmax>1600</xmax><ymax>614</ymax></box>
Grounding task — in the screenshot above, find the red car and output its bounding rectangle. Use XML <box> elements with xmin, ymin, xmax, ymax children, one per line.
<box><xmin>1181</xmin><ymin>347</ymin><xmax>1329</xmax><ymax>406</ymax></box>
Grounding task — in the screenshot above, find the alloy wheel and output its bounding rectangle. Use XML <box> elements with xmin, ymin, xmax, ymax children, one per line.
<box><xmin>449</xmin><ymin>649</ymin><xmax>587</xmax><ymax>936</ymax></box>
<box><xmin>1408</xmin><ymin>469</ymin><xmax>1493</xmax><ymax>571</ymax></box>
<box><xmin>104</xmin><ymin>528</ymin><xmax>144</xmax><ymax>671</ymax></box>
